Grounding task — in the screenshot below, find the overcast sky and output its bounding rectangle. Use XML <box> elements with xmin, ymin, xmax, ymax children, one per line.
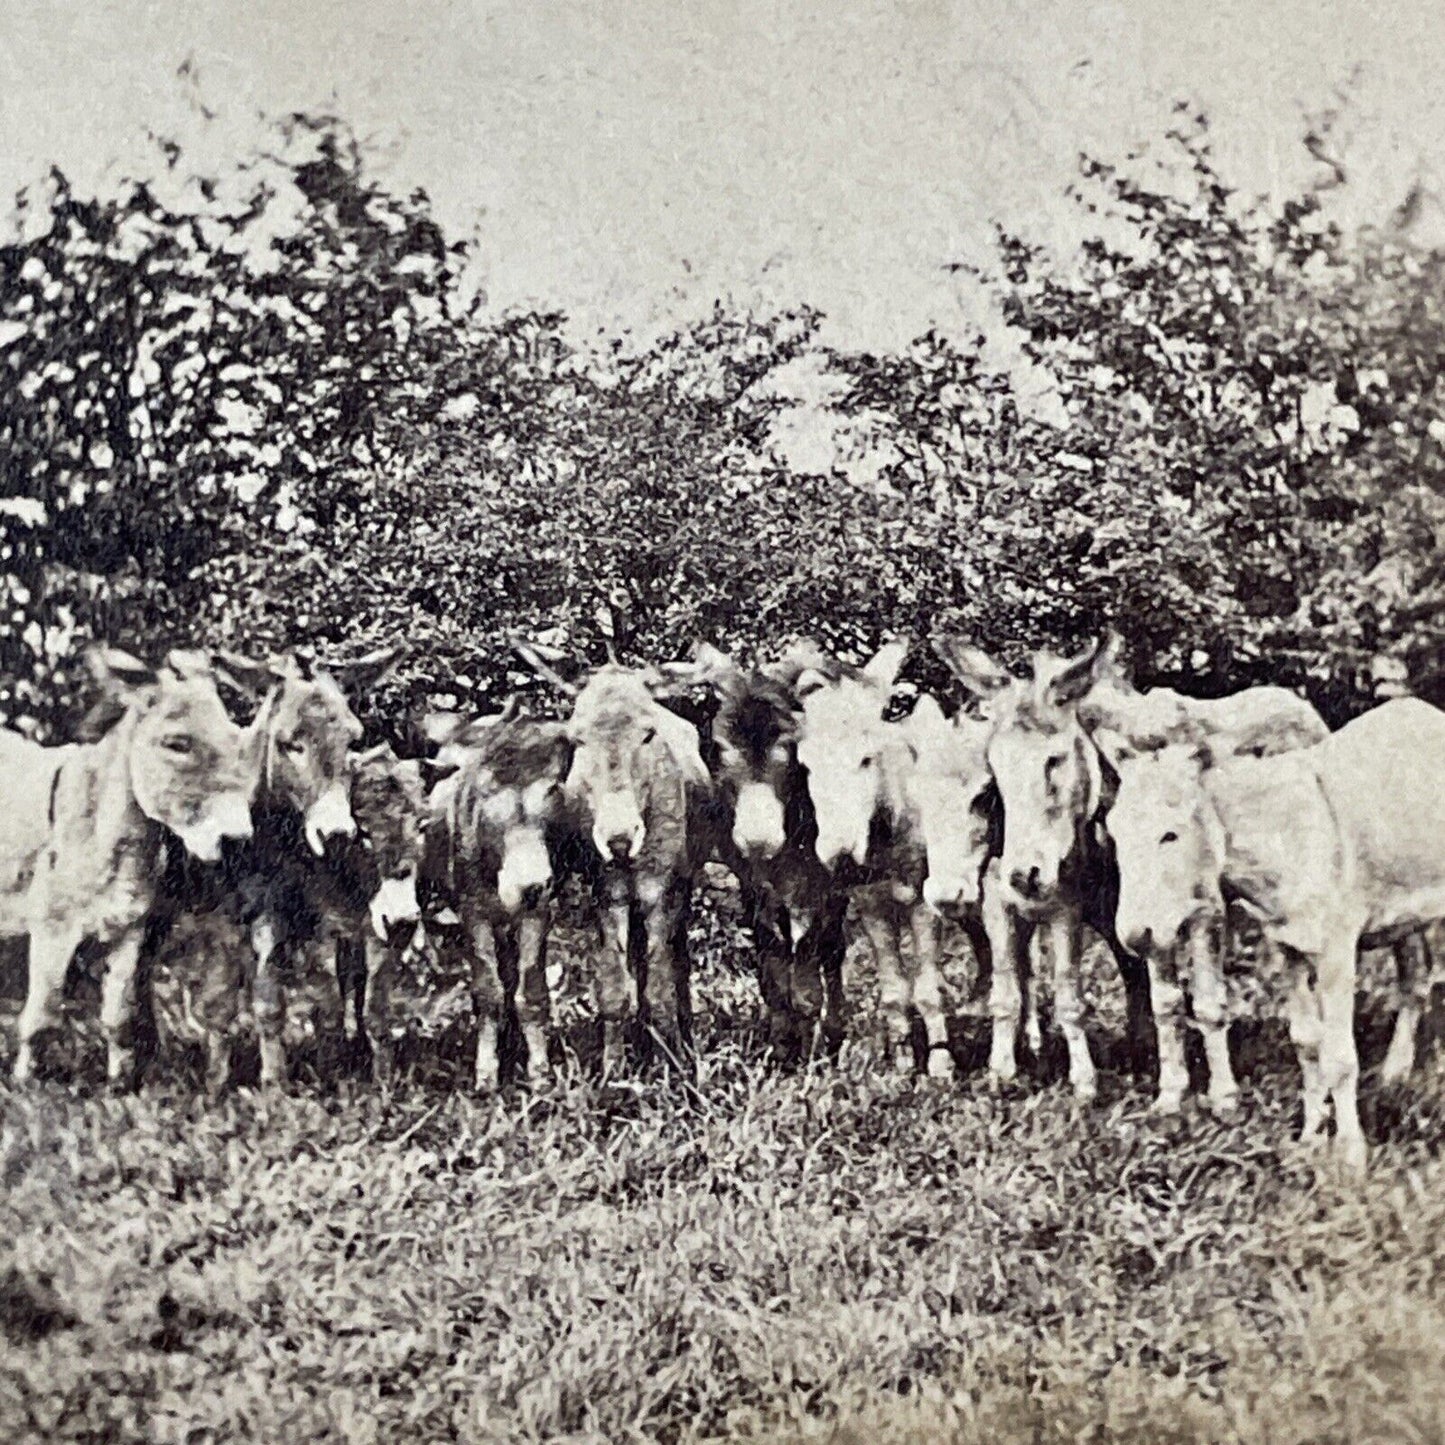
<box><xmin>3</xmin><ymin>1</ymin><xmax>1443</xmax><ymax>351</ymax></box>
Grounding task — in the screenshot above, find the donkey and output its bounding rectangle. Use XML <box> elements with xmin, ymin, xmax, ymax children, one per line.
<box><xmin>791</xmin><ymin>640</ymin><xmax>962</xmax><ymax>1080</ymax></box>
<box><xmin>1100</xmin><ymin>698</ymin><xmax>1445</xmax><ymax>1174</ymax></box>
<box><xmin>177</xmin><ymin>646</ymin><xmax>400</xmax><ymax>1090</ymax></box>
<box><xmin>7</xmin><ymin>647</ymin><xmax>255</xmax><ymax>1086</ymax></box>
<box><xmin>421</xmin><ymin>702</ymin><xmax>574</xmax><ymax>1089</ymax></box>
<box><xmin>150</xmin><ymin>737</ymin><xmax>428</xmax><ymax>1095</ymax></box>
<box><xmin>900</xmin><ymin>691</ymin><xmax>1003</xmax><ymax>1020</ymax></box>
<box><xmin>681</xmin><ymin>643</ymin><xmax>849</xmax><ymax>1061</ymax></box>
<box><xmin>1084</xmin><ymin>643</ymin><xmax>1443</xmax><ymax>1108</ymax></box>
<box><xmin>518</xmin><ymin>646</ymin><xmax>717</xmax><ymax>1075</ymax></box>
<box><xmin>314</xmin><ymin>743</ymin><xmax>429</xmax><ymax>1090</ymax></box>
<box><xmin>933</xmin><ymin>637</ymin><xmax>1151</xmax><ymax>1103</ymax></box>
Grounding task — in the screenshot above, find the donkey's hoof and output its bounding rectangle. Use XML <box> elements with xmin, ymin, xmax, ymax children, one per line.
<box><xmin>1204</xmin><ymin>1088</ymin><xmax>1241</xmax><ymax>1119</ymax></box>
<box><xmin>925</xmin><ymin>1053</ymin><xmax>956</xmax><ymax>1083</ymax></box>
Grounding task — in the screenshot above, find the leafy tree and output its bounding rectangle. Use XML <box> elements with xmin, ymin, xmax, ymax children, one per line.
<box><xmin>0</xmin><ymin>113</ymin><xmax>474</xmax><ymax>735</ymax></box>
<box><xmin>832</xmin><ymin>110</ymin><xmax>1445</xmax><ymax>714</ymax></box>
<box><xmin>6</xmin><ymin>103</ymin><xmax>1443</xmax><ymax>742</ymax></box>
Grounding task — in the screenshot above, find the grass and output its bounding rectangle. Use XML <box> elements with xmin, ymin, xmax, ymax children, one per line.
<box><xmin>4</xmin><ymin>902</ymin><xmax>1445</xmax><ymax>1445</ymax></box>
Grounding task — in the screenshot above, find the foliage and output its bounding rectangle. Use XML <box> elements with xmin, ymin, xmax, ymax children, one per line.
<box><xmin>0</xmin><ymin>113</ymin><xmax>470</xmax><ymax>735</ymax></box>
<box><xmin>5</xmin><ymin>106</ymin><xmax>1445</xmax><ymax>740</ymax></box>
<box><xmin>826</xmin><ymin>109</ymin><xmax>1445</xmax><ymax>714</ymax></box>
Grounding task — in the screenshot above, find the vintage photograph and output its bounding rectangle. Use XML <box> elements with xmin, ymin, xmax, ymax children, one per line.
<box><xmin>3</xmin><ymin>2</ymin><xmax>1445</xmax><ymax>1440</ymax></box>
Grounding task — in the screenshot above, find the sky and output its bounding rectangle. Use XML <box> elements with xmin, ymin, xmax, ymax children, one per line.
<box><xmin>3</xmin><ymin>1</ymin><xmax>1444</xmax><ymax>352</ymax></box>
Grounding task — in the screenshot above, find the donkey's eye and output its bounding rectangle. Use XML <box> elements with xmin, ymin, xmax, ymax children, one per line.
<box><xmin>160</xmin><ymin>734</ymin><xmax>194</xmax><ymax>755</ymax></box>
<box><xmin>280</xmin><ymin>737</ymin><xmax>307</xmax><ymax>757</ymax></box>
<box><xmin>641</xmin><ymin>727</ymin><xmax>657</xmax><ymax>745</ymax></box>
<box><xmin>859</xmin><ymin>755</ymin><xmax>875</xmax><ymax>770</ymax></box>
<box><xmin>1160</xmin><ymin>830</ymin><xmax>1179</xmax><ymax>845</ymax></box>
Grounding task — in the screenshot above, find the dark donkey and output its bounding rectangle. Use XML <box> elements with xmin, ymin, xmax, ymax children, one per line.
<box><xmin>933</xmin><ymin>637</ymin><xmax>1152</xmax><ymax>1102</ymax></box>
<box><xmin>519</xmin><ymin>647</ymin><xmax>717</xmax><ymax>1075</ymax></box>
<box><xmin>320</xmin><ymin>743</ymin><xmax>430</xmax><ymax>1090</ymax></box>
<box><xmin>683</xmin><ymin>642</ymin><xmax>849</xmax><ymax>1062</ymax></box>
<box><xmin>192</xmin><ymin>646</ymin><xmax>401</xmax><ymax>1089</ymax></box>
<box><xmin>421</xmin><ymin>701</ymin><xmax>574</xmax><ymax>1090</ymax></box>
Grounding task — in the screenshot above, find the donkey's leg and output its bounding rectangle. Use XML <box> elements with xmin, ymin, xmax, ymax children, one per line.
<box><xmin>1284</xmin><ymin>952</ymin><xmax>1328</xmax><ymax>1150</ymax></box>
<box><xmin>99</xmin><ymin>925</ymin><xmax>149</xmax><ymax>1090</ymax></box>
<box><xmin>595</xmin><ymin>901</ymin><xmax>634</xmax><ymax>1077</ymax></box>
<box><xmin>1317</xmin><ymin>937</ymin><xmax>1366</xmax><ymax>1176</ymax></box>
<box><xmin>1382</xmin><ymin>931</ymin><xmax>1431</xmax><ymax>1086</ymax></box>
<box><xmin>858</xmin><ymin>901</ymin><xmax>913</xmax><ymax>1074</ymax></box>
<box><xmin>640</xmin><ymin>883</ymin><xmax>691</xmax><ymax>1072</ymax></box>
<box><xmin>1188</xmin><ymin>914</ymin><xmax>1238</xmax><ymax>1114</ymax></box>
<box><xmin>515</xmin><ymin>911</ymin><xmax>554</xmax><ymax>1082</ymax></box>
<box><xmin>251</xmin><ymin>916</ymin><xmax>290</xmax><ymax>1093</ymax></box>
<box><xmin>16</xmin><ymin>921</ymin><xmax>84</xmax><ymax>1084</ymax></box>
<box><xmin>1144</xmin><ymin>939</ymin><xmax>1189</xmax><ymax>1116</ymax></box>
<box><xmin>981</xmin><ymin>867</ymin><xmax>1023</xmax><ymax>1084</ymax></box>
<box><xmin>311</xmin><ymin>930</ymin><xmax>350</xmax><ymax>1085</ymax></box>
<box><xmin>753</xmin><ymin>915</ymin><xmax>798</xmax><ymax>1058</ymax></box>
<box><xmin>195</xmin><ymin>927</ymin><xmax>245</xmax><ymax>1098</ymax></box>
<box><xmin>470</xmin><ymin>918</ymin><xmax>506</xmax><ymax>1092</ymax></box>
<box><xmin>15</xmin><ymin>924</ymin><xmax>82</xmax><ymax>1083</ymax></box>
<box><xmin>815</xmin><ymin>906</ymin><xmax>849</xmax><ymax>1059</ymax></box>
<box><xmin>908</xmin><ymin>902</ymin><xmax>954</xmax><ymax>1080</ymax></box>
<box><xmin>1111</xmin><ymin>944</ymin><xmax>1154</xmax><ymax>1081</ymax></box>
<box><xmin>360</xmin><ymin>933</ymin><xmax>398</xmax><ymax>1092</ymax></box>
<box><xmin>1023</xmin><ymin>930</ymin><xmax>1044</xmax><ymax>1060</ymax></box>
<box><xmin>1040</xmin><ymin>908</ymin><xmax>1095</xmax><ymax>1102</ymax></box>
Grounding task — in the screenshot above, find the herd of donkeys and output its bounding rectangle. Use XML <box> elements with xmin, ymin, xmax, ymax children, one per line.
<box><xmin>4</xmin><ymin>629</ymin><xmax>1445</xmax><ymax>1175</ymax></box>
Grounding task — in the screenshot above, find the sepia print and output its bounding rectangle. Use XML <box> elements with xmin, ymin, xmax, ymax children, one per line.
<box><xmin>4</xmin><ymin>2</ymin><xmax>1445</xmax><ymax>1440</ymax></box>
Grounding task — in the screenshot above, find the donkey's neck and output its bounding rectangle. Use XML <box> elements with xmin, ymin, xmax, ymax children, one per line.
<box><xmin>54</xmin><ymin>708</ymin><xmax>161</xmax><ymax>887</ymax></box>
<box><xmin>869</xmin><ymin>733</ymin><xmax>926</xmax><ymax>885</ymax></box>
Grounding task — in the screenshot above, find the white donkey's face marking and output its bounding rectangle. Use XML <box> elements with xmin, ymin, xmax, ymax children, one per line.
<box><xmin>794</xmin><ymin>642</ymin><xmax>908</xmax><ymax>871</ymax></box>
<box><xmin>903</xmin><ymin>696</ymin><xmax>995</xmax><ymax>914</ymax></box>
<box><xmin>1102</xmin><ymin>740</ymin><xmax>1222</xmax><ymax>955</ymax></box>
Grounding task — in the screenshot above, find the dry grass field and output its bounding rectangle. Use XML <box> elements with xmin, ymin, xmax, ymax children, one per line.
<box><xmin>4</xmin><ymin>900</ymin><xmax>1445</xmax><ymax>1445</ymax></box>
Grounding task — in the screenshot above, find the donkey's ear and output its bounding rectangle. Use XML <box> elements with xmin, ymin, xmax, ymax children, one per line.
<box><xmin>1090</xmin><ymin>726</ymin><xmax>1135</xmax><ymax>771</ymax></box>
<box><xmin>331</xmin><ymin>645</ymin><xmax>401</xmax><ymax>694</ymax></box>
<box><xmin>163</xmin><ymin>648</ymin><xmax>216</xmax><ymax>682</ymax></box>
<box><xmin>538</xmin><ymin>722</ymin><xmax>576</xmax><ymax>782</ymax></box>
<box><xmin>908</xmin><ymin>692</ymin><xmax>947</xmax><ymax>729</ymax></box>
<box><xmin>932</xmin><ymin>637</ymin><xmax>1013</xmax><ymax>698</ymax></box>
<box><xmin>773</xmin><ymin>638</ymin><xmax>836</xmax><ymax>682</ymax></box>
<box><xmin>1189</xmin><ymin>735</ymin><xmax>1219</xmax><ymax>773</ymax></box>
<box><xmin>688</xmin><ymin>642</ymin><xmax>745</xmax><ymax>697</ymax></box>
<box><xmin>692</xmin><ymin>641</ymin><xmax>734</xmax><ymax>673</ymax></box>
<box><xmin>793</xmin><ymin>668</ymin><xmax>831</xmax><ymax>701</ymax></box>
<box><xmin>1099</xmin><ymin>629</ymin><xmax>1129</xmax><ymax>674</ymax></box>
<box><xmin>1047</xmin><ymin>639</ymin><xmax>1106</xmax><ymax>708</ymax></box>
<box><xmin>420</xmin><ymin>710</ymin><xmax>468</xmax><ymax>747</ymax></box>
<box><xmin>214</xmin><ymin>648</ymin><xmax>290</xmax><ymax>697</ymax></box>
<box><xmin>644</xmin><ymin>663</ymin><xmax>705</xmax><ymax>700</ymax></box>
<box><xmin>87</xmin><ymin>646</ymin><xmax>159</xmax><ymax>695</ymax></box>
<box><xmin>862</xmin><ymin>638</ymin><xmax>910</xmax><ymax>691</ymax></box>
<box><xmin>420</xmin><ymin>757</ymin><xmax>461</xmax><ymax>789</ymax></box>
<box><xmin>512</xmin><ymin>639</ymin><xmax>579</xmax><ymax>697</ymax></box>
